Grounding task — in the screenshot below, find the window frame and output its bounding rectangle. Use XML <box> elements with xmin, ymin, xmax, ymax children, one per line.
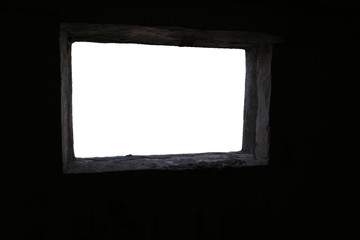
<box><xmin>60</xmin><ymin>23</ymin><xmax>277</xmax><ymax>173</ymax></box>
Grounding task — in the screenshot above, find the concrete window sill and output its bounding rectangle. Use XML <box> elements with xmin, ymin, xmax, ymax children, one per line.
<box><xmin>66</xmin><ymin>152</ymin><xmax>266</xmax><ymax>173</ymax></box>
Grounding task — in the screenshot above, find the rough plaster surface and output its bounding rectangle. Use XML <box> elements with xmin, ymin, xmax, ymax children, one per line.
<box><xmin>66</xmin><ymin>153</ymin><xmax>260</xmax><ymax>173</ymax></box>
<box><xmin>255</xmin><ymin>45</ymin><xmax>272</xmax><ymax>161</ymax></box>
<box><xmin>62</xmin><ymin>23</ymin><xmax>280</xmax><ymax>48</ymax></box>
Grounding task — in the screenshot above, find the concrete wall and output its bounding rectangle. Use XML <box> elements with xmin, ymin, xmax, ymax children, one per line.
<box><xmin>5</xmin><ymin>2</ymin><xmax>359</xmax><ymax>239</ymax></box>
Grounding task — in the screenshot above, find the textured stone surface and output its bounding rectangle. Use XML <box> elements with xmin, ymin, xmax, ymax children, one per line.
<box><xmin>61</xmin><ymin>23</ymin><xmax>281</xmax><ymax>48</ymax></box>
<box><xmin>65</xmin><ymin>153</ymin><xmax>261</xmax><ymax>173</ymax></box>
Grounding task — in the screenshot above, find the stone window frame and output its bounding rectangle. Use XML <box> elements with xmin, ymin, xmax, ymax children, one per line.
<box><xmin>60</xmin><ymin>23</ymin><xmax>278</xmax><ymax>173</ymax></box>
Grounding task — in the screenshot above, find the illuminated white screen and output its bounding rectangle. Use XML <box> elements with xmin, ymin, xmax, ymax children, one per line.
<box><xmin>72</xmin><ymin>42</ymin><xmax>246</xmax><ymax>157</ymax></box>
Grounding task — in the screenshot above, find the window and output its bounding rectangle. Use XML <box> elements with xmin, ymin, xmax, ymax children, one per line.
<box><xmin>60</xmin><ymin>23</ymin><xmax>276</xmax><ymax>173</ymax></box>
<box><xmin>72</xmin><ymin>42</ymin><xmax>246</xmax><ymax>158</ymax></box>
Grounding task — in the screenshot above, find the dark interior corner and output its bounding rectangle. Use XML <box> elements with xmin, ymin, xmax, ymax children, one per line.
<box><xmin>4</xmin><ymin>1</ymin><xmax>360</xmax><ymax>239</ymax></box>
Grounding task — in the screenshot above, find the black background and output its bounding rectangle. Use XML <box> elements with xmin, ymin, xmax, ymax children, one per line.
<box><xmin>4</xmin><ymin>1</ymin><xmax>360</xmax><ymax>239</ymax></box>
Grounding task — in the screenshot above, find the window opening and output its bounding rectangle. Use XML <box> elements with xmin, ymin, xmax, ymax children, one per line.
<box><xmin>60</xmin><ymin>23</ymin><xmax>276</xmax><ymax>173</ymax></box>
<box><xmin>71</xmin><ymin>42</ymin><xmax>246</xmax><ymax>158</ymax></box>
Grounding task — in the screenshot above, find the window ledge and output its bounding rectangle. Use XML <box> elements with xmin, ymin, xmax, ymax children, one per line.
<box><xmin>64</xmin><ymin>152</ymin><xmax>267</xmax><ymax>173</ymax></box>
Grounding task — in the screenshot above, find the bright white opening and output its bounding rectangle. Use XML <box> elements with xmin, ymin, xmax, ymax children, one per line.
<box><xmin>71</xmin><ymin>42</ymin><xmax>246</xmax><ymax>158</ymax></box>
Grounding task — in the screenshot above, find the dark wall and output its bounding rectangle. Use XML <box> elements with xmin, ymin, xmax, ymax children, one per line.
<box><xmin>5</xmin><ymin>2</ymin><xmax>359</xmax><ymax>239</ymax></box>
